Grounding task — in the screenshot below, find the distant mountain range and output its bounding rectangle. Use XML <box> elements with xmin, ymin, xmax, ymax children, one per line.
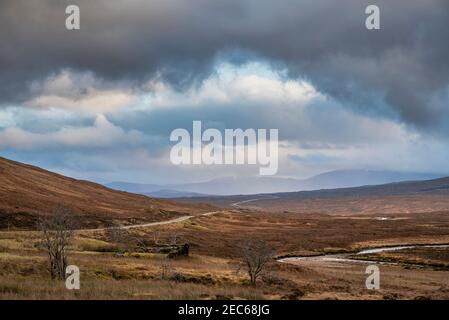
<box><xmin>268</xmin><ymin>175</ymin><xmax>449</xmax><ymax>199</ymax></box>
<box><xmin>184</xmin><ymin>174</ymin><xmax>449</xmax><ymax>212</ymax></box>
<box><xmin>106</xmin><ymin>170</ymin><xmax>444</xmax><ymax>197</ymax></box>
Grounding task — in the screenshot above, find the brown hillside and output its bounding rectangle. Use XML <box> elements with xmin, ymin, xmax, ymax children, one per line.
<box><xmin>0</xmin><ymin>157</ymin><xmax>213</xmax><ymax>229</ymax></box>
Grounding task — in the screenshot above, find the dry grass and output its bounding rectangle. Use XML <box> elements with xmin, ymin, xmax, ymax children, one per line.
<box><xmin>0</xmin><ymin>229</ymin><xmax>281</xmax><ymax>299</ymax></box>
<box><xmin>1</xmin><ymin>209</ymin><xmax>449</xmax><ymax>300</ymax></box>
<box><xmin>0</xmin><ymin>276</ymin><xmax>268</xmax><ymax>300</ymax></box>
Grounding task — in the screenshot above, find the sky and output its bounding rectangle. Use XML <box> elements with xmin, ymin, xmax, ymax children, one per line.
<box><xmin>1</xmin><ymin>0</ymin><xmax>449</xmax><ymax>185</ymax></box>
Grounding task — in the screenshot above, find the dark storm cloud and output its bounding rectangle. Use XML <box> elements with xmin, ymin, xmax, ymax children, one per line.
<box><xmin>1</xmin><ymin>0</ymin><xmax>449</xmax><ymax>131</ymax></box>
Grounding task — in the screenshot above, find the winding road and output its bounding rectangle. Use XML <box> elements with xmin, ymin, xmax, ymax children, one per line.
<box><xmin>79</xmin><ymin>210</ymin><xmax>222</xmax><ymax>233</ymax></box>
<box><xmin>231</xmin><ymin>196</ymin><xmax>280</xmax><ymax>209</ymax></box>
<box><xmin>78</xmin><ymin>197</ymin><xmax>276</xmax><ymax>232</ymax></box>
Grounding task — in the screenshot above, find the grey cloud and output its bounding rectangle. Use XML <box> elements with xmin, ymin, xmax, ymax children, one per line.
<box><xmin>109</xmin><ymin>97</ymin><xmax>405</xmax><ymax>147</ymax></box>
<box><xmin>1</xmin><ymin>0</ymin><xmax>449</xmax><ymax>132</ymax></box>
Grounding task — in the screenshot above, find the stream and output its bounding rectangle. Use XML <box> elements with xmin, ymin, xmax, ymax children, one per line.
<box><xmin>278</xmin><ymin>244</ymin><xmax>449</xmax><ymax>265</ymax></box>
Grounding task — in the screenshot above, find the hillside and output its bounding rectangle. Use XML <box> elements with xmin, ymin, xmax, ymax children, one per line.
<box><xmin>274</xmin><ymin>176</ymin><xmax>449</xmax><ymax>199</ymax></box>
<box><xmin>0</xmin><ymin>157</ymin><xmax>213</xmax><ymax>229</ymax></box>
<box><xmin>180</xmin><ymin>176</ymin><xmax>449</xmax><ymax>215</ymax></box>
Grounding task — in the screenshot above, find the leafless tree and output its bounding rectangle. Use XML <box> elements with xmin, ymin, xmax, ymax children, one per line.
<box><xmin>105</xmin><ymin>224</ymin><xmax>130</xmax><ymax>243</ymax></box>
<box><xmin>169</xmin><ymin>232</ymin><xmax>179</xmax><ymax>246</ymax></box>
<box><xmin>239</xmin><ymin>239</ymin><xmax>274</xmax><ymax>286</ymax></box>
<box><xmin>105</xmin><ymin>224</ymin><xmax>133</xmax><ymax>252</ymax></box>
<box><xmin>151</xmin><ymin>229</ymin><xmax>161</xmax><ymax>246</ymax></box>
<box><xmin>37</xmin><ymin>206</ymin><xmax>75</xmax><ymax>280</ymax></box>
<box><xmin>106</xmin><ymin>225</ymin><xmax>154</xmax><ymax>253</ymax></box>
<box><xmin>134</xmin><ymin>234</ymin><xmax>153</xmax><ymax>253</ymax></box>
<box><xmin>159</xmin><ymin>258</ymin><xmax>175</xmax><ymax>280</ymax></box>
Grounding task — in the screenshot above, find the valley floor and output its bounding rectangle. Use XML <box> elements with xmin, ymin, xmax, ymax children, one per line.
<box><xmin>1</xmin><ymin>209</ymin><xmax>449</xmax><ymax>299</ymax></box>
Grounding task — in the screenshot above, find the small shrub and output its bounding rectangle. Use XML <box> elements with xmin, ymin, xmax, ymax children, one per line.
<box><xmin>0</xmin><ymin>283</ymin><xmax>21</xmax><ymax>295</ymax></box>
<box><xmin>79</xmin><ymin>242</ymin><xmax>121</xmax><ymax>253</ymax></box>
<box><xmin>159</xmin><ymin>259</ymin><xmax>175</xmax><ymax>280</ymax></box>
<box><xmin>261</xmin><ymin>273</ymin><xmax>284</xmax><ymax>286</ymax></box>
<box><xmin>170</xmin><ymin>272</ymin><xmax>186</xmax><ymax>283</ymax></box>
<box><xmin>414</xmin><ymin>295</ymin><xmax>431</xmax><ymax>300</ymax></box>
<box><xmin>383</xmin><ymin>292</ymin><xmax>399</xmax><ymax>300</ymax></box>
<box><xmin>282</xmin><ymin>288</ymin><xmax>305</xmax><ymax>300</ymax></box>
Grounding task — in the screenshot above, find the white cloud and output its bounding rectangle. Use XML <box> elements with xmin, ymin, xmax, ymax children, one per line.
<box><xmin>2</xmin><ymin>62</ymin><xmax>448</xmax><ymax>184</ymax></box>
<box><xmin>25</xmin><ymin>70</ymin><xmax>137</xmax><ymax>114</ymax></box>
<box><xmin>142</xmin><ymin>62</ymin><xmax>320</xmax><ymax>109</ymax></box>
<box><xmin>0</xmin><ymin>114</ymin><xmax>144</xmax><ymax>149</ymax></box>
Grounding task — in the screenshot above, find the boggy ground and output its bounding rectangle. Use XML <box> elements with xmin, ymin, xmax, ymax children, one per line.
<box><xmin>1</xmin><ymin>209</ymin><xmax>449</xmax><ymax>299</ymax></box>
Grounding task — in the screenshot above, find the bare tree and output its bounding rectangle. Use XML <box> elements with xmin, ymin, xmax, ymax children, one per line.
<box><xmin>151</xmin><ymin>229</ymin><xmax>161</xmax><ymax>246</ymax></box>
<box><xmin>105</xmin><ymin>224</ymin><xmax>129</xmax><ymax>242</ymax></box>
<box><xmin>239</xmin><ymin>239</ymin><xmax>274</xmax><ymax>286</ymax></box>
<box><xmin>159</xmin><ymin>258</ymin><xmax>175</xmax><ymax>280</ymax></box>
<box><xmin>168</xmin><ymin>232</ymin><xmax>179</xmax><ymax>246</ymax></box>
<box><xmin>133</xmin><ymin>233</ymin><xmax>154</xmax><ymax>253</ymax></box>
<box><xmin>37</xmin><ymin>206</ymin><xmax>75</xmax><ymax>280</ymax></box>
<box><xmin>105</xmin><ymin>224</ymin><xmax>135</xmax><ymax>253</ymax></box>
<box><xmin>105</xmin><ymin>225</ymin><xmax>153</xmax><ymax>253</ymax></box>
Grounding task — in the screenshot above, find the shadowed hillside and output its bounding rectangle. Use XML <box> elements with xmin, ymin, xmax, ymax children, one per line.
<box><xmin>0</xmin><ymin>157</ymin><xmax>213</xmax><ymax>229</ymax></box>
